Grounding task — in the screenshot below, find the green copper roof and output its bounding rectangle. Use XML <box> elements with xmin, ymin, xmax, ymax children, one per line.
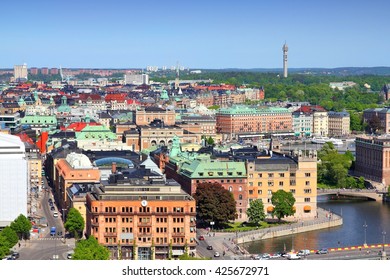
<box><xmin>21</xmin><ymin>115</ymin><xmax>57</xmax><ymax>125</ymax></box>
<box><xmin>76</xmin><ymin>124</ymin><xmax>116</xmax><ymax>140</ymax></box>
<box><xmin>179</xmin><ymin>159</ymin><xmax>247</xmax><ymax>179</ymax></box>
<box><xmin>141</xmin><ymin>145</ymin><xmax>159</xmax><ymax>155</ymax></box>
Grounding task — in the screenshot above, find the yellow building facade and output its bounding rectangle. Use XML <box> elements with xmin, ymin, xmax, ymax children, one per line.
<box><xmin>247</xmin><ymin>150</ymin><xmax>317</xmax><ymax>220</ymax></box>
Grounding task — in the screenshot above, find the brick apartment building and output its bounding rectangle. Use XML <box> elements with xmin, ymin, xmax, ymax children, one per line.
<box><xmin>85</xmin><ymin>159</ymin><xmax>196</xmax><ymax>260</ymax></box>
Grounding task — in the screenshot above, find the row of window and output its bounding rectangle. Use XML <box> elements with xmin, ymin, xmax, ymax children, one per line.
<box><xmin>198</xmin><ymin>171</ymin><xmax>243</xmax><ymax>176</ymax></box>
<box><xmin>248</xmin><ymin>180</ymin><xmax>311</xmax><ymax>187</ymax></box>
<box><xmin>248</xmin><ymin>197</ymin><xmax>312</xmax><ymax>203</ymax></box>
<box><xmin>248</xmin><ymin>172</ymin><xmax>307</xmax><ymax>178</ymax></box>
<box><xmin>94</xmin><ymin>206</ymin><xmax>193</xmax><ymax>214</ymax></box>
<box><xmin>248</xmin><ymin>188</ymin><xmax>312</xmax><ymax>195</ymax></box>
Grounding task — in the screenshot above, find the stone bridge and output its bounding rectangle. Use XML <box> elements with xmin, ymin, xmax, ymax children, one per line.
<box><xmin>317</xmin><ymin>188</ymin><xmax>385</xmax><ymax>202</ymax></box>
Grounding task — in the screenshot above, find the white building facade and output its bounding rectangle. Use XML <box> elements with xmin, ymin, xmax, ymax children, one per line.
<box><xmin>0</xmin><ymin>134</ymin><xmax>28</xmax><ymax>228</ymax></box>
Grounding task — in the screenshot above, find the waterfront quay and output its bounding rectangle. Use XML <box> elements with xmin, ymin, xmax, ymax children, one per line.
<box><xmin>237</xmin><ymin>207</ymin><xmax>342</xmax><ymax>245</ymax></box>
<box><xmin>196</xmin><ymin>207</ymin><xmax>343</xmax><ymax>259</ymax></box>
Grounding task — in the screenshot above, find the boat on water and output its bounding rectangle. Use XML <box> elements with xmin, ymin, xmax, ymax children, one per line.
<box><xmin>311</xmin><ymin>137</ymin><xmax>343</xmax><ymax>145</ymax></box>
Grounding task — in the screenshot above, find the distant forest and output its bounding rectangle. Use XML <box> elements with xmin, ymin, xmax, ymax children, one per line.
<box><xmin>151</xmin><ymin>69</ymin><xmax>390</xmax><ymax>132</ymax></box>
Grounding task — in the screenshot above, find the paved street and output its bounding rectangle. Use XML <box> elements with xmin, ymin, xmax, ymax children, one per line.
<box><xmin>10</xmin><ymin>177</ymin><xmax>76</xmax><ymax>260</ymax></box>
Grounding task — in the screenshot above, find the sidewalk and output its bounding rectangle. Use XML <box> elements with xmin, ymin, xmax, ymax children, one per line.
<box><xmin>196</xmin><ymin>207</ymin><xmax>342</xmax><ymax>259</ymax></box>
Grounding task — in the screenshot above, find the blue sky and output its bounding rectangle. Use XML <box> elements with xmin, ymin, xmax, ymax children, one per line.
<box><xmin>1</xmin><ymin>0</ymin><xmax>389</xmax><ymax>69</ymax></box>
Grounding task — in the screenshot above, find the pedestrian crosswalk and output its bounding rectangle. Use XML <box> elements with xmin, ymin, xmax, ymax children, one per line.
<box><xmin>32</xmin><ymin>237</ymin><xmax>64</xmax><ymax>241</ymax></box>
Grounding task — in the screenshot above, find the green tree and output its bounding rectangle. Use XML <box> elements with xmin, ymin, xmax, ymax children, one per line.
<box><xmin>349</xmin><ymin>111</ymin><xmax>363</xmax><ymax>132</ymax></box>
<box><xmin>271</xmin><ymin>190</ymin><xmax>296</xmax><ymax>222</ymax></box>
<box><xmin>0</xmin><ymin>235</ymin><xmax>10</xmax><ymax>259</ymax></box>
<box><xmin>345</xmin><ymin>176</ymin><xmax>357</xmax><ymax>189</ymax></box>
<box><xmin>366</xmin><ymin>115</ymin><xmax>383</xmax><ymax>134</ymax></box>
<box><xmin>64</xmin><ymin>208</ymin><xmax>85</xmax><ymax>240</ymax></box>
<box><xmin>246</xmin><ymin>199</ymin><xmax>266</xmax><ymax>225</ymax></box>
<box><xmin>357</xmin><ymin>177</ymin><xmax>365</xmax><ymax>189</ymax></box>
<box><xmin>317</xmin><ymin>142</ymin><xmax>353</xmax><ymax>187</ymax></box>
<box><xmin>193</xmin><ymin>182</ymin><xmax>237</xmax><ymax>227</ymax></box>
<box><xmin>73</xmin><ymin>235</ymin><xmax>110</xmax><ymax>260</ymax></box>
<box><xmin>10</xmin><ymin>214</ymin><xmax>31</xmax><ymax>240</ymax></box>
<box><xmin>0</xmin><ymin>226</ymin><xmax>19</xmax><ymax>248</ymax></box>
<box><xmin>207</xmin><ymin>136</ymin><xmax>215</xmax><ymax>145</ymax></box>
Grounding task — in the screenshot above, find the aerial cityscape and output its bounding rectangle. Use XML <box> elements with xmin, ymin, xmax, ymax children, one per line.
<box><xmin>1</xmin><ymin>2</ymin><xmax>390</xmax><ymax>274</ymax></box>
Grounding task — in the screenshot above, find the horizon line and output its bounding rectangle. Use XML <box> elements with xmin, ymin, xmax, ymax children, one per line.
<box><xmin>1</xmin><ymin>66</ymin><xmax>390</xmax><ymax>70</ymax></box>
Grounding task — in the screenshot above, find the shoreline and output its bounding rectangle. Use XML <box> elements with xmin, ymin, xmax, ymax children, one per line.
<box><xmin>236</xmin><ymin>207</ymin><xmax>342</xmax><ymax>245</ymax></box>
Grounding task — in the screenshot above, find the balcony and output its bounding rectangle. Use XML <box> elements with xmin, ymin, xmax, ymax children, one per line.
<box><xmin>172</xmin><ymin>232</ymin><xmax>185</xmax><ymax>237</ymax></box>
<box><xmin>103</xmin><ymin>232</ymin><xmax>117</xmax><ymax>237</ymax></box>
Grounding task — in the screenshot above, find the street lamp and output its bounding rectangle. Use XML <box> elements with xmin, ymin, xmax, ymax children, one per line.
<box><xmin>291</xmin><ymin>226</ymin><xmax>294</xmax><ymax>252</ymax></box>
<box><xmin>363</xmin><ymin>221</ymin><xmax>368</xmax><ymax>246</ymax></box>
<box><xmin>382</xmin><ymin>231</ymin><xmax>386</xmax><ymax>253</ymax></box>
<box><xmin>380</xmin><ymin>230</ymin><xmax>387</xmax><ymax>260</ymax></box>
<box><xmin>210</xmin><ymin>221</ymin><xmax>214</xmax><ymax>232</ymax></box>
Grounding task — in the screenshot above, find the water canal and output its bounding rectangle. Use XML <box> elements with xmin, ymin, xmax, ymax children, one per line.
<box><xmin>243</xmin><ymin>195</ymin><xmax>390</xmax><ymax>254</ymax></box>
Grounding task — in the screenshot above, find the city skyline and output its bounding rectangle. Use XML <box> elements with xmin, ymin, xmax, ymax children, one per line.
<box><xmin>1</xmin><ymin>0</ymin><xmax>390</xmax><ymax>69</ymax></box>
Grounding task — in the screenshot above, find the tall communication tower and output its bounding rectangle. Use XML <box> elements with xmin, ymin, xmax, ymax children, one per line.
<box><xmin>283</xmin><ymin>42</ymin><xmax>288</xmax><ymax>78</ymax></box>
<box><xmin>174</xmin><ymin>61</ymin><xmax>180</xmax><ymax>90</ymax></box>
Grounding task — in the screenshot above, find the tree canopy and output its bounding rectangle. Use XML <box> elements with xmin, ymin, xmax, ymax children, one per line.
<box><xmin>0</xmin><ymin>226</ymin><xmax>19</xmax><ymax>248</ymax></box>
<box><xmin>317</xmin><ymin>142</ymin><xmax>355</xmax><ymax>188</ymax></box>
<box><xmin>73</xmin><ymin>235</ymin><xmax>110</xmax><ymax>260</ymax></box>
<box><xmin>10</xmin><ymin>214</ymin><xmax>31</xmax><ymax>240</ymax></box>
<box><xmin>193</xmin><ymin>182</ymin><xmax>237</xmax><ymax>227</ymax></box>
<box><xmin>246</xmin><ymin>199</ymin><xmax>266</xmax><ymax>225</ymax></box>
<box><xmin>271</xmin><ymin>190</ymin><xmax>296</xmax><ymax>221</ymax></box>
<box><xmin>64</xmin><ymin>208</ymin><xmax>85</xmax><ymax>239</ymax></box>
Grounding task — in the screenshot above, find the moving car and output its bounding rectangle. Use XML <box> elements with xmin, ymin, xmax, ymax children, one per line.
<box><xmin>316</xmin><ymin>248</ymin><xmax>328</xmax><ymax>254</ymax></box>
<box><xmin>11</xmin><ymin>252</ymin><xmax>19</xmax><ymax>260</ymax></box>
<box><xmin>214</xmin><ymin>252</ymin><xmax>220</xmax><ymax>257</ymax></box>
<box><xmin>198</xmin><ymin>235</ymin><xmax>205</xmax><ymax>241</ymax></box>
<box><xmin>53</xmin><ymin>212</ymin><xmax>59</xmax><ymax>218</ymax></box>
<box><xmin>207</xmin><ymin>245</ymin><xmax>213</xmax><ymax>250</ymax></box>
<box><xmin>286</xmin><ymin>253</ymin><xmax>301</xmax><ymax>260</ymax></box>
<box><xmin>297</xmin><ymin>249</ymin><xmax>310</xmax><ymax>256</ymax></box>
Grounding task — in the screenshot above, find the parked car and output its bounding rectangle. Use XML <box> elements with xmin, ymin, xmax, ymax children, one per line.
<box><xmin>286</xmin><ymin>253</ymin><xmax>301</xmax><ymax>260</ymax></box>
<box><xmin>214</xmin><ymin>252</ymin><xmax>220</xmax><ymax>257</ymax></box>
<box><xmin>269</xmin><ymin>252</ymin><xmax>282</xmax><ymax>258</ymax></box>
<box><xmin>316</xmin><ymin>248</ymin><xmax>328</xmax><ymax>254</ymax></box>
<box><xmin>11</xmin><ymin>252</ymin><xmax>19</xmax><ymax>259</ymax></box>
<box><xmin>297</xmin><ymin>249</ymin><xmax>311</xmax><ymax>256</ymax></box>
<box><xmin>198</xmin><ymin>235</ymin><xmax>205</xmax><ymax>241</ymax></box>
<box><xmin>260</xmin><ymin>253</ymin><xmax>271</xmax><ymax>259</ymax></box>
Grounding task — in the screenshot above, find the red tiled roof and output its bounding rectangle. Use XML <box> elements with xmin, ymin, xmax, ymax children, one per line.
<box><xmin>126</xmin><ymin>99</ymin><xmax>141</xmax><ymax>105</ymax></box>
<box><xmin>16</xmin><ymin>133</ymin><xmax>34</xmax><ymax>145</ymax></box>
<box><xmin>78</xmin><ymin>93</ymin><xmax>103</xmax><ymax>101</ymax></box>
<box><xmin>61</xmin><ymin>122</ymin><xmax>100</xmax><ymax>132</ymax></box>
<box><xmin>105</xmin><ymin>93</ymin><xmax>127</xmax><ymax>102</ymax></box>
<box><xmin>296</xmin><ymin>105</ymin><xmax>326</xmax><ymax>113</ymax></box>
